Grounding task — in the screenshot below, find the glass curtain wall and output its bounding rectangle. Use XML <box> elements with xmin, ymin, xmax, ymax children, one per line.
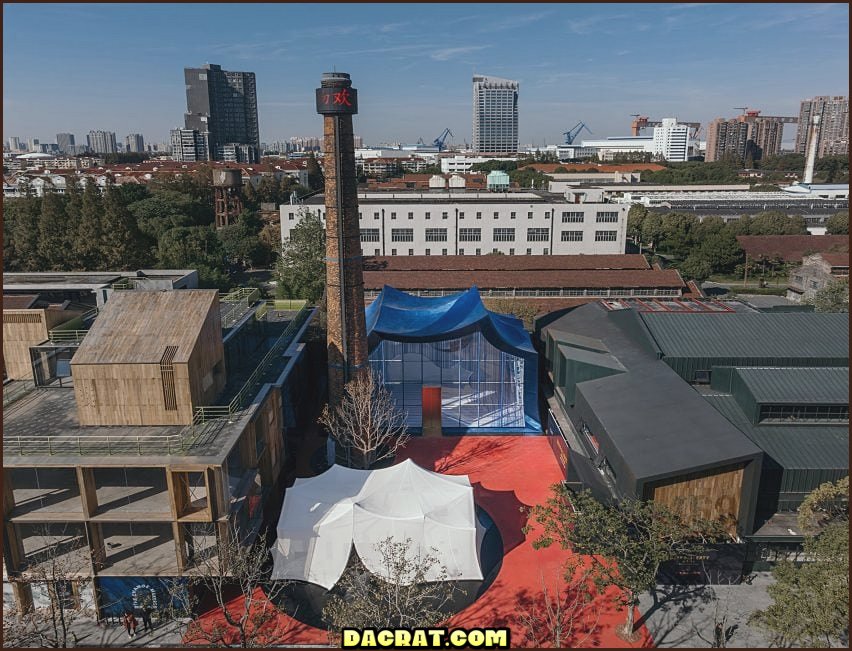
<box><xmin>369</xmin><ymin>332</ymin><xmax>525</xmax><ymax>429</ymax></box>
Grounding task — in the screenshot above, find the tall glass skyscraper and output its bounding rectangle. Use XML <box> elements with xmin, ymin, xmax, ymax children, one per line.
<box><xmin>472</xmin><ymin>75</ymin><xmax>519</xmax><ymax>154</ymax></box>
<box><xmin>184</xmin><ymin>63</ymin><xmax>260</xmax><ymax>163</ymax></box>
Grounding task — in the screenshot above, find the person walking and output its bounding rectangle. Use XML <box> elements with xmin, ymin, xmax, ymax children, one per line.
<box><xmin>124</xmin><ymin>610</ymin><xmax>138</xmax><ymax>638</ymax></box>
<box><xmin>122</xmin><ymin>611</ymin><xmax>134</xmax><ymax>639</ymax></box>
<box><xmin>140</xmin><ymin>604</ymin><xmax>154</xmax><ymax>633</ymax></box>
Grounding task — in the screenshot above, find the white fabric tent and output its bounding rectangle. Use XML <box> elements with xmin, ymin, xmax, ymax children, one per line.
<box><xmin>270</xmin><ymin>459</ymin><xmax>484</xmax><ymax>589</ymax></box>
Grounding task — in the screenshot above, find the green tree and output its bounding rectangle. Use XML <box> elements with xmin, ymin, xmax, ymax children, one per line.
<box><xmin>128</xmin><ymin>190</ymin><xmax>210</xmax><ymax>241</ymax></box>
<box><xmin>750</xmin><ymin>477</ymin><xmax>848</xmax><ymax>648</ymax></box>
<box><xmin>157</xmin><ymin>226</ymin><xmax>229</xmax><ymax>289</ymax></box>
<box><xmin>679</xmin><ymin>253</ymin><xmax>713</xmax><ymax>281</ymax></box>
<box><xmin>529</xmin><ymin>487</ymin><xmax>723</xmax><ymax>640</ymax></box>
<box><xmin>37</xmin><ymin>192</ymin><xmax>72</xmax><ymax>270</ymax></box>
<box><xmin>826</xmin><ymin>211</ymin><xmax>848</xmax><ymax>235</ymax></box>
<box><xmin>749</xmin><ymin>211</ymin><xmax>807</xmax><ymax>235</ymax></box>
<box><xmin>811</xmin><ymin>278</ymin><xmax>849</xmax><ymax>313</ymax></box>
<box><xmin>693</xmin><ymin>218</ymin><xmax>744</xmax><ymax>273</ymax></box>
<box><xmin>3</xmin><ymin>196</ymin><xmax>43</xmax><ymax>271</ymax></box>
<box><xmin>99</xmin><ymin>187</ymin><xmax>150</xmax><ymax>269</ymax></box>
<box><xmin>627</xmin><ymin>204</ymin><xmax>648</xmax><ymax>245</ymax></box>
<box><xmin>640</xmin><ymin>212</ymin><xmax>665</xmax><ymax>252</ymax></box>
<box><xmin>218</xmin><ymin>211</ymin><xmax>272</xmax><ymax>270</ymax></box>
<box><xmin>74</xmin><ymin>180</ymin><xmax>105</xmax><ymax>270</ymax></box>
<box><xmin>277</xmin><ymin>210</ymin><xmax>325</xmax><ymax>302</ymax></box>
<box><xmin>659</xmin><ymin>212</ymin><xmax>698</xmax><ymax>258</ymax></box>
<box><xmin>305</xmin><ymin>152</ymin><xmax>325</xmax><ymax>191</ymax></box>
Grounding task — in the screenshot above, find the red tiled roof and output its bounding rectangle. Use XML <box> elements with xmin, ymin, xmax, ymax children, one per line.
<box><xmin>736</xmin><ymin>235</ymin><xmax>849</xmax><ymax>262</ymax></box>
<box><xmin>520</xmin><ymin>162</ymin><xmax>666</xmax><ymax>173</ymax></box>
<box><xmin>363</xmin><ymin>268</ymin><xmax>685</xmax><ymax>291</ymax></box>
<box><xmin>363</xmin><ymin>254</ymin><xmax>649</xmax><ymax>272</ymax></box>
<box><xmin>821</xmin><ymin>252</ymin><xmax>850</xmax><ymax>267</ymax></box>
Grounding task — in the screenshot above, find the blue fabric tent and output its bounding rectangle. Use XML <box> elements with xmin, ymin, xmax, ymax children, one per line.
<box><xmin>365</xmin><ymin>286</ymin><xmax>541</xmax><ymax>433</ymax></box>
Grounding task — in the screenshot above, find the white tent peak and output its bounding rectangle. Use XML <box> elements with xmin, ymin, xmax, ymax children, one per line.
<box><xmin>271</xmin><ymin>459</ymin><xmax>484</xmax><ymax>589</ymax></box>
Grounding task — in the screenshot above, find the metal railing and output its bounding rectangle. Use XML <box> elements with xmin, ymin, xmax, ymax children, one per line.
<box><xmin>220</xmin><ymin>287</ymin><xmax>262</xmax><ymax>329</ymax></box>
<box><xmin>6</xmin><ymin>305</ymin><xmax>313</xmax><ymax>457</ymax></box>
<box><xmin>46</xmin><ymin>330</ymin><xmax>89</xmax><ymax>344</ymax></box>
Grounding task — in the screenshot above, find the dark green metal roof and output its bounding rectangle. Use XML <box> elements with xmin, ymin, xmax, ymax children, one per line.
<box><xmin>703</xmin><ymin>393</ymin><xmax>849</xmax><ymax>471</ymax></box>
<box><xmin>640</xmin><ymin>312</ymin><xmax>848</xmax><ymax>361</ymax></box>
<box><xmin>733</xmin><ymin>367</ymin><xmax>849</xmax><ymax>405</ymax></box>
<box><xmin>549</xmin><ymin>329</ymin><xmax>609</xmax><ymax>353</ymax></box>
<box><xmin>557</xmin><ymin>344</ymin><xmax>625</xmax><ymax>372</ymax></box>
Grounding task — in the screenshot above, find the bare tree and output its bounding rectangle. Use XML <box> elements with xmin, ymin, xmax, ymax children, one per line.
<box><xmin>323</xmin><ymin>537</ymin><xmax>457</xmax><ymax>640</ymax></box>
<box><xmin>2</xmin><ymin>524</ymin><xmax>92</xmax><ymax>648</ymax></box>
<box><xmin>319</xmin><ymin>369</ymin><xmax>410</xmax><ymax>469</ymax></box>
<box><xmin>513</xmin><ymin>561</ymin><xmax>601</xmax><ymax>648</ymax></box>
<box><xmin>165</xmin><ymin>522</ymin><xmax>292</xmax><ymax>648</ymax></box>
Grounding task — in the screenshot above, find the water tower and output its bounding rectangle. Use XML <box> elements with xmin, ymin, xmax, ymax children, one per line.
<box><xmin>213</xmin><ymin>169</ymin><xmax>243</xmax><ymax>228</ymax></box>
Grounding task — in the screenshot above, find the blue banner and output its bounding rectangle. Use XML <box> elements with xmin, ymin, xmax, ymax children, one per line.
<box><xmin>96</xmin><ymin>576</ymin><xmax>189</xmax><ymax>618</ymax></box>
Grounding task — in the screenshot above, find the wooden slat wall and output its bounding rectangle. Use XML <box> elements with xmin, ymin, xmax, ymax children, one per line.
<box><xmin>2</xmin><ymin>309</ymin><xmax>49</xmax><ymax>380</ymax></box>
<box><xmin>73</xmin><ymin>363</ymin><xmax>195</xmax><ymax>426</ymax></box>
<box><xmin>186</xmin><ymin>305</ymin><xmax>226</xmax><ymax>408</ymax></box>
<box><xmin>646</xmin><ymin>463</ymin><xmax>745</xmax><ymax>533</ymax></box>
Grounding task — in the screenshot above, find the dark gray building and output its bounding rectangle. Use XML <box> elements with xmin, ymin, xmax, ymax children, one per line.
<box><xmin>56</xmin><ymin>133</ymin><xmax>75</xmax><ymax>154</ymax></box>
<box><xmin>541</xmin><ymin>303</ymin><xmax>848</xmax><ymax>552</ymax></box>
<box><xmin>183</xmin><ymin>63</ymin><xmax>259</xmax><ymax>163</ymax></box>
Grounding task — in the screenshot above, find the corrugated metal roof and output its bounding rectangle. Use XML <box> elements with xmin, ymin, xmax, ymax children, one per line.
<box><xmin>703</xmin><ymin>394</ymin><xmax>849</xmax><ymax>470</ymax></box>
<box><xmin>557</xmin><ymin>344</ymin><xmax>625</xmax><ymax>372</ymax></box>
<box><xmin>734</xmin><ymin>367</ymin><xmax>849</xmax><ymax>405</ymax></box>
<box><xmin>640</xmin><ymin>312</ymin><xmax>848</xmax><ymax>360</ymax></box>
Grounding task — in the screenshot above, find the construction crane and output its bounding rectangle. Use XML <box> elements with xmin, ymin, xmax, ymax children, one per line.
<box><xmin>432</xmin><ymin>128</ymin><xmax>454</xmax><ymax>151</ymax></box>
<box><xmin>631</xmin><ymin>115</ymin><xmax>701</xmax><ymax>138</ymax></box>
<box><xmin>734</xmin><ymin>108</ymin><xmax>798</xmax><ymax>123</ymax></box>
<box><xmin>563</xmin><ymin>122</ymin><xmax>592</xmax><ymax>145</ymax></box>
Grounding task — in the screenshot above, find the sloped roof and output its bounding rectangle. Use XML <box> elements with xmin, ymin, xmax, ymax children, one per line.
<box><xmin>363</xmin><ymin>254</ymin><xmax>649</xmax><ymax>272</ymax></box>
<box><xmin>365</xmin><ymin>285</ymin><xmax>534</xmax><ymax>357</ymax></box>
<box><xmin>640</xmin><ymin>312</ymin><xmax>849</xmax><ymax>361</ymax></box>
<box><xmin>736</xmin><ymin>235</ymin><xmax>848</xmax><ymax>262</ymax></box>
<box><xmin>71</xmin><ymin>290</ymin><xmax>219</xmax><ymax>365</ymax></box>
<box><xmin>733</xmin><ymin>367</ymin><xmax>849</xmax><ymax>405</ymax></box>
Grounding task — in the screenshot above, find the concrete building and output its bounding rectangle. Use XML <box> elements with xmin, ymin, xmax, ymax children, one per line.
<box><xmin>440</xmin><ymin>155</ymin><xmax>519</xmax><ymax>174</ymax></box>
<box><xmin>56</xmin><ymin>133</ymin><xmax>75</xmax><ymax>155</ymax></box>
<box><xmin>472</xmin><ymin>75</ymin><xmax>519</xmax><ymax>154</ymax></box>
<box><xmin>705</xmin><ymin>118</ymin><xmax>750</xmax><ymax>162</ymax></box>
<box><xmin>2</xmin><ymin>286</ymin><xmax>316</xmax><ymax>618</ymax></box>
<box><xmin>183</xmin><ymin>63</ymin><xmax>260</xmax><ymax>163</ymax></box>
<box><xmin>86</xmin><ymin>131</ymin><xmax>118</xmax><ymax>155</ymax></box>
<box><xmin>786</xmin><ymin>252</ymin><xmax>850</xmax><ymax>303</ymax></box>
<box><xmin>169</xmin><ymin>128</ymin><xmax>208</xmax><ymax>162</ymax></box>
<box><xmin>795</xmin><ymin>96</ymin><xmax>849</xmax><ymax>158</ymax></box>
<box><xmin>652</xmin><ymin>118</ymin><xmax>689</xmax><ymax>162</ymax></box>
<box><xmin>8</xmin><ymin>136</ymin><xmax>22</xmax><ymax>152</ymax></box>
<box><xmin>281</xmin><ymin>189</ymin><xmax>628</xmax><ymax>257</ymax></box>
<box><xmin>124</xmin><ymin>133</ymin><xmax>145</xmax><ymax>153</ymax></box>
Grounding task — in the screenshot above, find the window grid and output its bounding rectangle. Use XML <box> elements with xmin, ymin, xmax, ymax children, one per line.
<box><xmin>527</xmin><ymin>228</ymin><xmax>549</xmax><ymax>242</ymax></box>
<box><xmin>425</xmin><ymin>228</ymin><xmax>448</xmax><ymax>242</ymax></box>
<box><xmin>595</xmin><ymin>230</ymin><xmax>618</xmax><ymax>242</ymax></box>
<box><xmin>561</xmin><ymin>230</ymin><xmax>583</xmax><ymax>242</ymax></box>
<box><xmin>493</xmin><ymin>227</ymin><xmax>516</xmax><ymax>242</ymax></box>
<box><xmin>391</xmin><ymin>228</ymin><xmax>414</xmax><ymax>242</ymax></box>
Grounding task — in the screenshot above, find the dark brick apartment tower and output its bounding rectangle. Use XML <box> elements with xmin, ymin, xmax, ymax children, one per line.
<box><xmin>316</xmin><ymin>72</ymin><xmax>369</xmax><ymax>405</ymax></box>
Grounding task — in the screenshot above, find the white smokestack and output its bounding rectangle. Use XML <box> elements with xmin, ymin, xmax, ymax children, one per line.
<box><xmin>803</xmin><ymin>115</ymin><xmax>820</xmax><ymax>184</ymax></box>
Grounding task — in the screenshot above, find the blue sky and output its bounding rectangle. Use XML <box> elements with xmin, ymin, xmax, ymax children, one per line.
<box><xmin>3</xmin><ymin>3</ymin><xmax>849</xmax><ymax>147</ymax></box>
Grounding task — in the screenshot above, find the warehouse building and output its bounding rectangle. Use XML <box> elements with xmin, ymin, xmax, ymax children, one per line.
<box><xmin>281</xmin><ymin>189</ymin><xmax>628</xmax><ymax>257</ymax></box>
<box><xmin>541</xmin><ymin>304</ymin><xmax>848</xmax><ymax>553</ymax></box>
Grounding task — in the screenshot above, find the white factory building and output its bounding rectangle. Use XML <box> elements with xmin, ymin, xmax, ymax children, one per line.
<box><xmin>579</xmin><ymin>118</ymin><xmax>692</xmax><ymax>162</ymax></box>
<box><xmin>280</xmin><ymin>185</ymin><xmax>627</xmax><ymax>257</ymax></box>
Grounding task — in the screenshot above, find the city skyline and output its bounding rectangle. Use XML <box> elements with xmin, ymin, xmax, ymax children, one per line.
<box><xmin>3</xmin><ymin>3</ymin><xmax>849</xmax><ymax>146</ymax></box>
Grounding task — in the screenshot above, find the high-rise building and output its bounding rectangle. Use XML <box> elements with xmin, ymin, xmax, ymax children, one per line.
<box><xmin>183</xmin><ymin>63</ymin><xmax>260</xmax><ymax>163</ymax></box>
<box><xmin>652</xmin><ymin>118</ymin><xmax>689</xmax><ymax>162</ymax></box>
<box><xmin>795</xmin><ymin>96</ymin><xmax>849</xmax><ymax>158</ymax></box>
<box><xmin>27</xmin><ymin>138</ymin><xmax>40</xmax><ymax>153</ymax></box>
<box><xmin>169</xmin><ymin>128</ymin><xmax>208</xmax><ymax>162</ymax></box>
<box><xmin>705</xmin><ymin>118</ymin><xmax>750</xmax><ymax>162</ymax></box>
<box><xmin>56</xmin><ymin>133</ymin><xmax>75</xmax><ymax>154</ymax></box>
<box><xmin>86</xmin><ymin>130</ymin><xmax>118</xmax><ymax>154</ymax></box>
<box><xmin>472</xmin><ymin>75</ymin><xmax>519</xmax><ymax>154</ymax></box>
<box><xmin>747</xmin><ymin>117</ymin><xmax>784</xmax><ymax>159</ymax></box>
<box><xmin>125</xmin><ymin>133</ymin><xmax>145</xmax><ymax>153</ymax></box>
<box><xmin>8</xmin><ymin>136</ymin><xmax>21</xmax><ymax>152</ymax></box>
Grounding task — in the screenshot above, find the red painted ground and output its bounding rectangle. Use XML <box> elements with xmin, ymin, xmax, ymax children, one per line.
<box><xmin>192</xmin><ymin>436</ymin><xmax>653</xmax><ymax>648</ymax></box>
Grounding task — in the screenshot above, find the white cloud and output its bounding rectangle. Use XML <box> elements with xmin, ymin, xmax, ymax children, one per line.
<box><xmin>430</xmin><ymin>45</ymin><xmax>490</xmax><ymax>61</ymax></box>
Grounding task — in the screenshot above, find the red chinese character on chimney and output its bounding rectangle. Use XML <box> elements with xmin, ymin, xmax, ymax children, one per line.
<box><xmin>333</xmin><ymin>88</ymin><xmax>352</xmax><ymax>107</ymax></box>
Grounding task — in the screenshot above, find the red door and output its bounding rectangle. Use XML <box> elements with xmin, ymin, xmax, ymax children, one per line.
<box><xmin>421</xmin><ymin>386</ymin><xmax>442</xmax><ymax>437</ymax></box>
